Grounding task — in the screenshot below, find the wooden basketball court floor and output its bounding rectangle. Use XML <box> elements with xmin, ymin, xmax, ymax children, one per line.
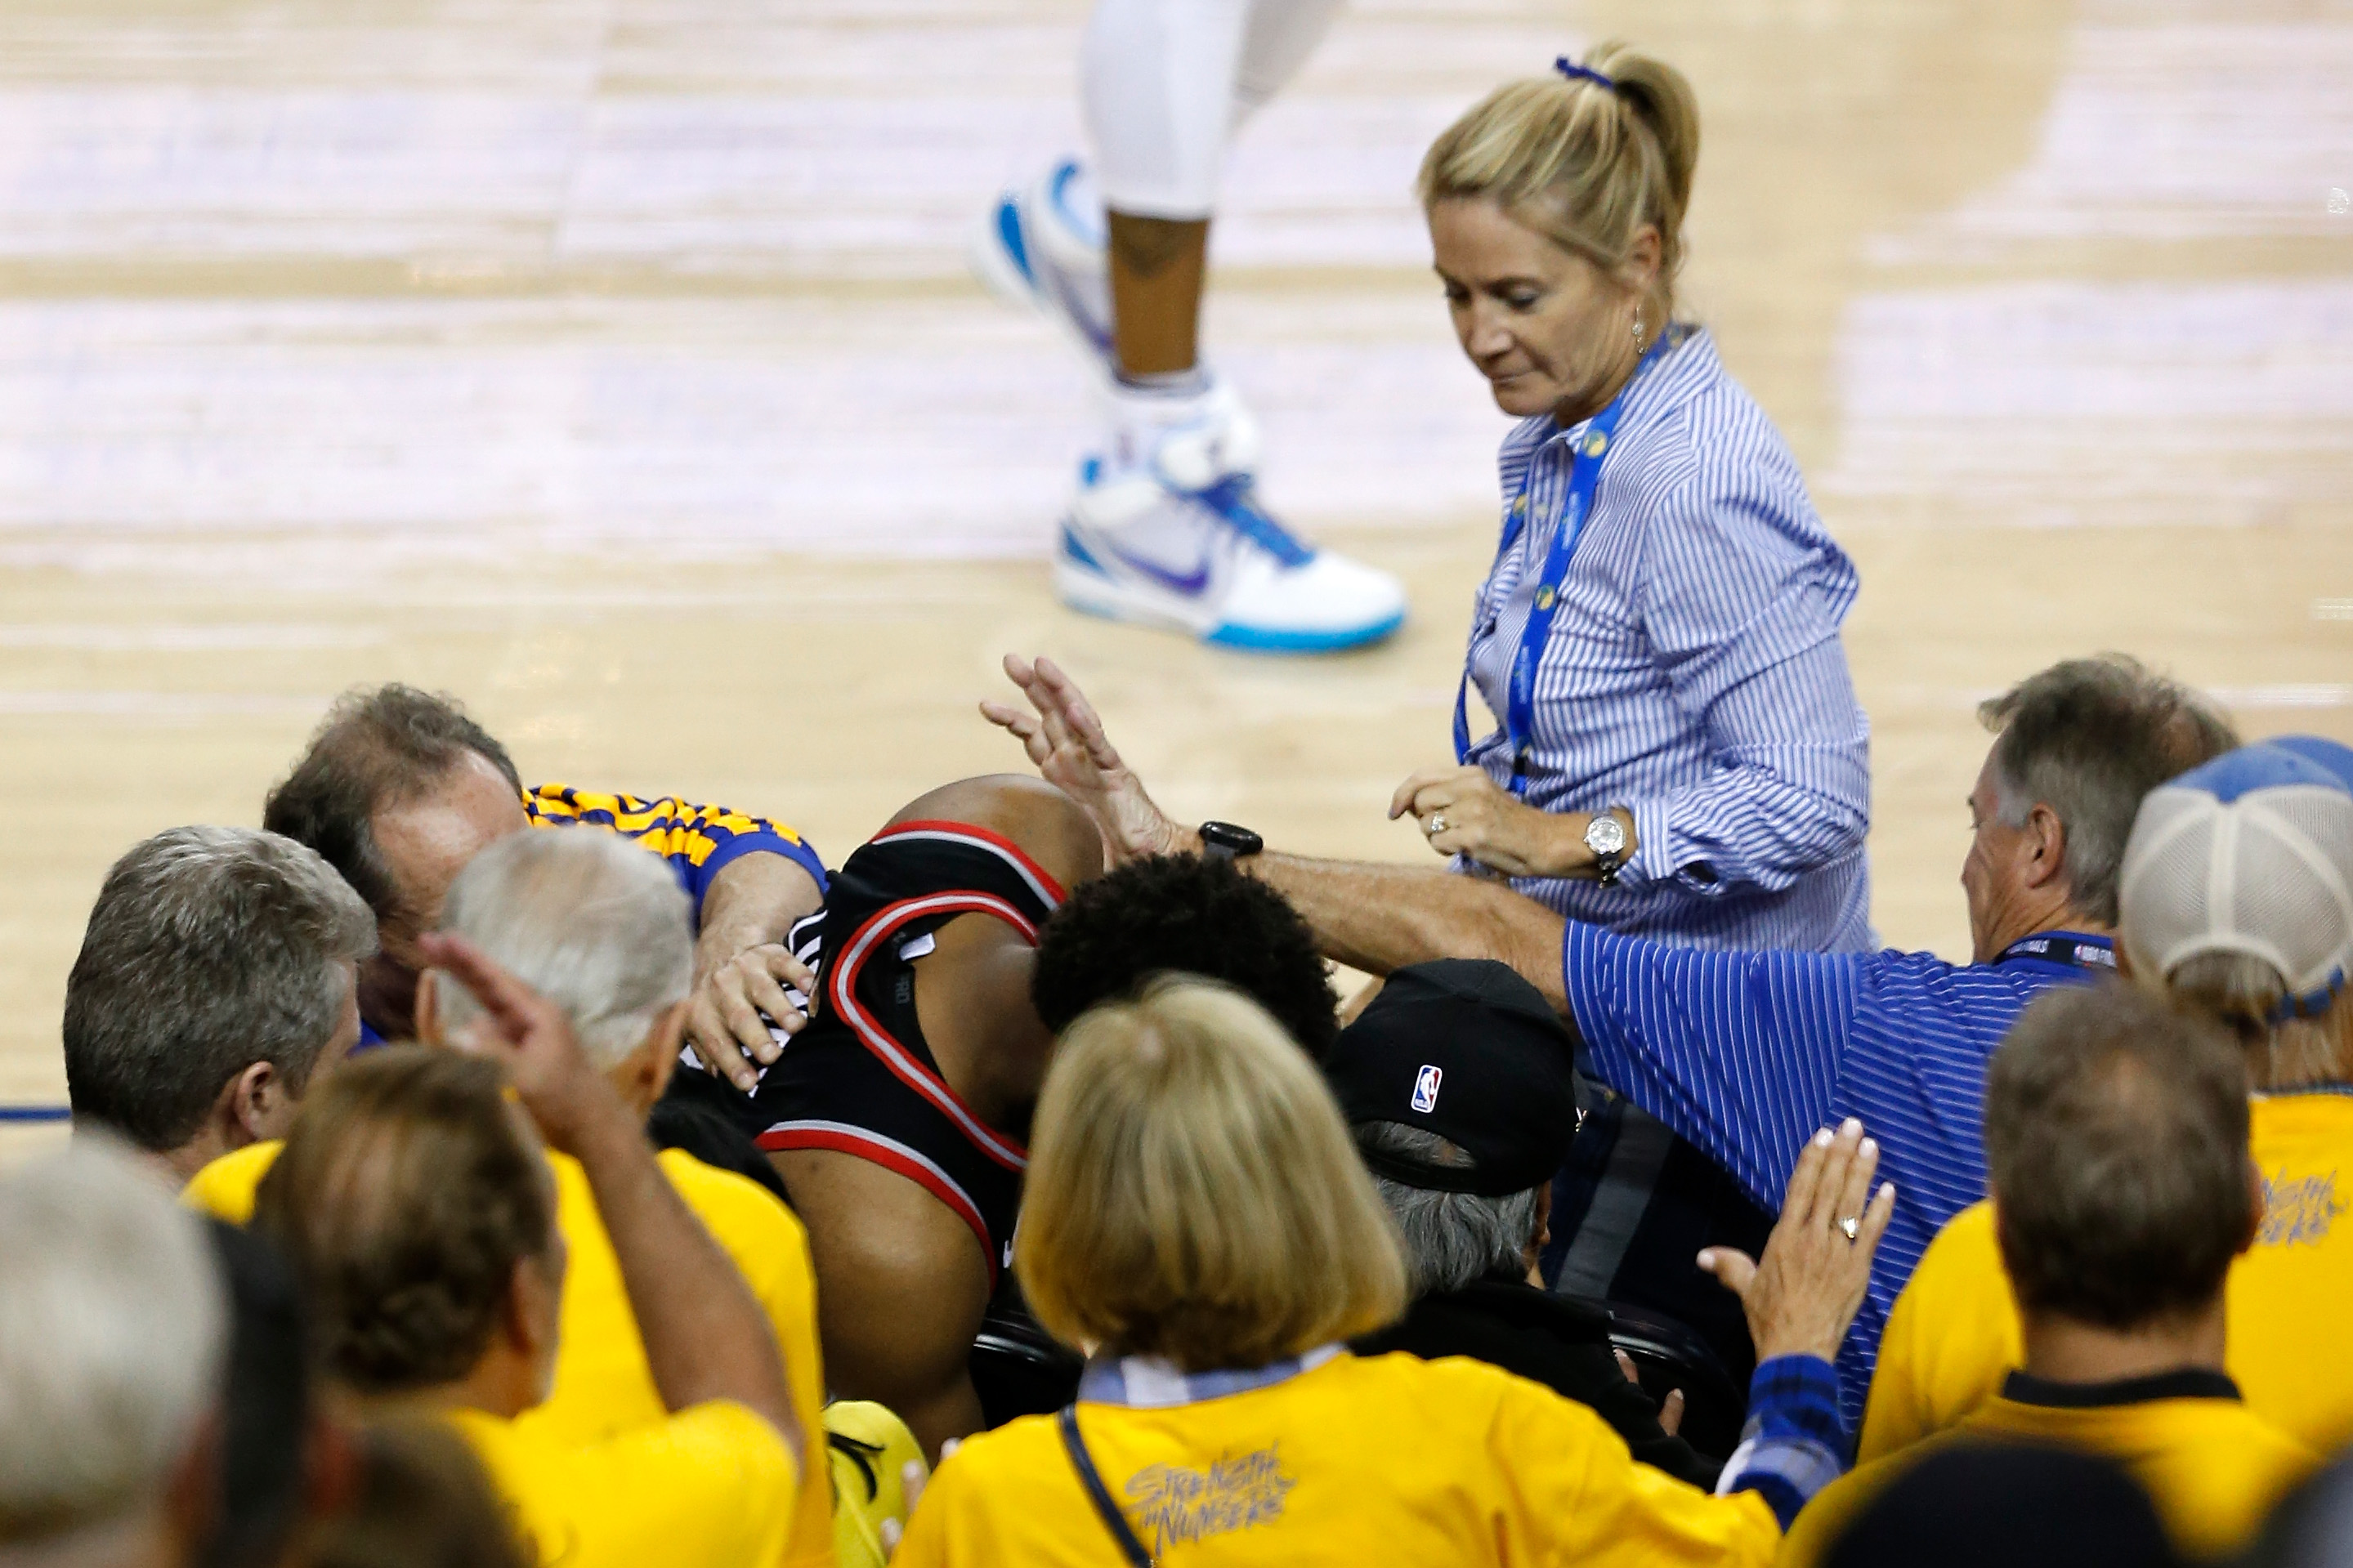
<box><xmin>3</xmin><ymin>0</ymin><xmax>2350</xmax><ymax>1155</ymax></box>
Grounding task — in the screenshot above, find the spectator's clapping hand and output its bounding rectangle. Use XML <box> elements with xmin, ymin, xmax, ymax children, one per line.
<box><xmin>1698</xmin><ymin>1118</ymin><xmax>1895</xmax><ymax>1365</ymax></box>
<box><xmin>418</xmin><ymin>930</ymin><xmax>625</xmax><ymax>1155</ymax></box>
<box><xmin>982</xmin><ymin>654</ymin><xmax>1184</xmax><ymax>864</ymax></box>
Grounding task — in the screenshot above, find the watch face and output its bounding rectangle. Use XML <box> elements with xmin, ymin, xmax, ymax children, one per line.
<box><xmin>1586</xmin><ymin>815</ymin><xmax>1627</xmax><ymax>856</ymax></box>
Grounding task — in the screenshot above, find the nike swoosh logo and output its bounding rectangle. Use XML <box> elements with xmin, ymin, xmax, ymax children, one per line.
<box><xmin>1102</xmin><ymin>543</ymin><xmax>1210</xmax><ymax>596</ymax></box>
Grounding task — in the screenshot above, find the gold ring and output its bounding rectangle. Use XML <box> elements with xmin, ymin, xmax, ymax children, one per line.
<box><xmin>1837</xmin><ymin>1215</ymin><xmax>1860</xmax><ymax>1242</ymax></box>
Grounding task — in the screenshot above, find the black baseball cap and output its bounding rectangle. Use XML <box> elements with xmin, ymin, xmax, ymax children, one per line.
<box><xmin>1325</xmin><ymin>959</ymin><xmax>1582</xmax><ymax>1197</ymax></box>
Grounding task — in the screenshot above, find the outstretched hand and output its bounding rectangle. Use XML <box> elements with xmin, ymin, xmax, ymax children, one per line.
<box><xmin>980</xmin><ymin>654</ymin><xmax>1188</xmax><ymax>864</ymax></box>
<box><xmin>1698</xmin><ymin>1118</ymin><xmax>1896</xmax><ymax>1365</ymax></box>
<box><xmin>418</xmin><ymin>930</ymin><xmax>624</xmax><ymax>1155</ymax></box>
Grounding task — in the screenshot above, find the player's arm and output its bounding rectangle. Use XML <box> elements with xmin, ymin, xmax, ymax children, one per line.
<box><xmin>979</xmin><ymin>656</ymin><xmax>1570</xmax><ymax>1005</ymax></box>
<box><xmin>773</xmin><ymin>1147</ymin><xmax>993</xmax><ymax>1463</ymax></box>
<box><xmin>526</xmin><ymin>785</ymin><xmax>828</xmax><ymax>1091</ymax></box>
<box><xmin>422</xmin><ymin>932</ymin><xmax>803</xmax><ymax>1465</ymax></box>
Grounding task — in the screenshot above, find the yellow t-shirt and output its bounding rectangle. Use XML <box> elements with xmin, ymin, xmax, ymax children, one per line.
<box><xmin>186</xmin><ymin>1140</ymin><xmax>833</xmax><ymax>1566</ymax></box>
<box><xmin>450</xmin><ymin>1398</ymin><xmax>797</xmax><ymax>1568</ymax></box>
<box><xmin>1788</xmin><ymin>1389</ymin><xmax>2316</xmax><ymax>1564</ymax></box>
<box><xmin>890</xmin><ymin>1351</ymin><xmax>1783</xmax><ymax>1567</ymax></box>
<box><xmin>1861</xmin><ymin>1091</ymin><xmax>2353</xmax><ymax>1462</ymax></box>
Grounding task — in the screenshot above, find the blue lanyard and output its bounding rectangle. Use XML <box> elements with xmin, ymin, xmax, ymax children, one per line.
<box><xmin>1453</xmin><ymin>338</ymin><xmax>1670</xmax><ymax>797</ymax></box>
<box><xmin>1991</xmin><ymin>931</ymin><xmax>2117</xmax><ymax>972</ymax></box>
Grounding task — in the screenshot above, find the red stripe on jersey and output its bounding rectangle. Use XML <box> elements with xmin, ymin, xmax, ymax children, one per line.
<box><xmin>758</xmin><ymin>1122</ymin><xmax>997</xmax><ymax>1282</ymax></box>
<box><xmin>827</xmin><ymin>891</ymin><xmax>1032</xmax><ymax>1171</ymax></box>
<box><xmin>870</xmin><ymin>820</ymin><xmax>1071</xmax><ymax>907</ymax></box>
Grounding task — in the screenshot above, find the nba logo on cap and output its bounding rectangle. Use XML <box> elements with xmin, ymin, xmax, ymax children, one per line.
<box><xmin>1411</xmin><ymin>1065</ymin><xmax>1443</xmax><ymax>1114</ymax></box>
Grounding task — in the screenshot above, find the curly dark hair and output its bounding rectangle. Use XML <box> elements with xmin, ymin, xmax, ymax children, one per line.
<box><xmin>1031</xmin><ymin>854</ymin><xmax>1339</xmax><ymax>1059</ymax></box>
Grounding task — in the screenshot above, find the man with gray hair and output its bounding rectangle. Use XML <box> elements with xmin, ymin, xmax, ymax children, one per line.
<box><xmin>1866</xmin><ymin>737</ymin><xmax>2353</xmax><ymax>1462</ymax></box>
<box><xmin>989</xmin><ymin>650</ymin><xmax>2239</xmax><ymax>1418</ymax></box>
<box><xmin>418</xmin><ymin>826</ymin><xmax>696</xmax><ymax>1119</ymax></box>
<box><xmin>0</xmin><ymin>1140</ymin><xmax>229</xmax><ymax>1565</ymax></box>
<box><xmin>1786</xmin><ymin>985</ymin><xmax>2316</xmax><ymax>1564</ymax></box>
<box><xmin>1335</xmin><ymin>959</ymin><xmax>1719</xmax><ymax>1489</ymax></box>
<box><xmin>405</xmin><ymin>827</ymin><xmax>836</xmax><ymax>1568</ymax></box>
<box><xmin>64</xmin><ymin>825</ymin><xmax>377</xmax><ymax>1182</ymax></box>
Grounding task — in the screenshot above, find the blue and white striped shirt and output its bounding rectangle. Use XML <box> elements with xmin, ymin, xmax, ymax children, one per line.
<box><xmin>1465</xmin><ymin>328</ymin><xmax>1872</xmax><ymax>954</ymax></box>
<box><xmin>1561</xmin><ymin>920</ymin><xmax>2115</xmax><ymax>1425</ymax></box>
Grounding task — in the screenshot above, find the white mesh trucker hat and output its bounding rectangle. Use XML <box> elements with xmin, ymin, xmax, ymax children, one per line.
<box><xmin>2118</xmin><ymin>740</ymin><xmax>2353</xmax><ymax>1019</ymax></box>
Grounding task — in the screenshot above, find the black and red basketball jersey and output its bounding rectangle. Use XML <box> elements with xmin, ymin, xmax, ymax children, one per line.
<box><xmin>743</xmin><ymin>819</ymin><xmax>1067</xmax><ymax>1282</ymax></box>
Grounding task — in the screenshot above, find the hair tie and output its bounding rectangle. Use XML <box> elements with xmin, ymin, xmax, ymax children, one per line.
<box><xmin>1555</xmin><ymin>57</ymin><xmax>1617</xmax><ymax>92</ymax></box>
<box><xmin>2270</xmin><ymin>967</ymin><xmax>2347</xmax><ymax>1025</ymax></box>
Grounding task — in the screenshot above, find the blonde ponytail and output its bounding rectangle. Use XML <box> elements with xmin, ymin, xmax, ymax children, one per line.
<box><xmin>1418</xmin><ymin>42</ymin><xmax>1702</xmax><ymax>319</ymax></box>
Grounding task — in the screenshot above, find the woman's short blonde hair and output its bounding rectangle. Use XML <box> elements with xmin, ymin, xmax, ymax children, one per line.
<box><xmin>1016</xmin><ymin>977</ymin><xmax>1408</xmax><ymax>1372</ymax></box>
<box><xmin>1418</xmin><ymin>42</ymin><xmax>1701</xmax><ymax>319</ymax></box>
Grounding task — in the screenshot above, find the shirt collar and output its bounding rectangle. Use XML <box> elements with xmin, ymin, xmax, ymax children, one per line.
<box><xmin>1077</xmin><ymin>1344</ymin><xmax>1344</xmax><ymax>1409</ymax></box>
<box><xmin>2002</xmin><ymin>1367</ymin><xmax>2241</xmax><ymax>1409</ymax></box>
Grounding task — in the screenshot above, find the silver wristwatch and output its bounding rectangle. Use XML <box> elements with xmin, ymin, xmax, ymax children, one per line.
<box><xmin>1584</xmin><ymin>811</ymin><xmax>1630</xmax><ymax>887</ymax></box>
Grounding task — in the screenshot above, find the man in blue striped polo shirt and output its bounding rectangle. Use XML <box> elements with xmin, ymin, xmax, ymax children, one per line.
<box><xmin>985</xmin><ymin>653</ymin><xmax>2238</xmax><ymax>1423</ymax></box>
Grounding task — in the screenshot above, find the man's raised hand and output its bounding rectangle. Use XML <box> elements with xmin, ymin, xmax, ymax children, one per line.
<box><xmin>980</xmin><ymin>654</ymin><xmax>1184</xmax><ymax>863</ymax></box>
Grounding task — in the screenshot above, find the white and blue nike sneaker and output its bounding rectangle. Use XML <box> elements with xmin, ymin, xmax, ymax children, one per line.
<box><xmin>974</xmin><ymin>158</ymin><xmax>1116</xmax><ymax>364</ymax></box>
<box><xmin>1056</xmin><ymin>378</ymin><xmax>1408</xmax><ymax>653</ymax></box>
<box><xmin>979</xmin><ymin>160</ymin><xmax>1408</xmax><ymax>652</ymax></box>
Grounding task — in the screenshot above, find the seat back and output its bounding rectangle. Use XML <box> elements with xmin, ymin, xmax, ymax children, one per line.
<box><xmin>969</xmin><ymin>1299</ymin><xmax>1083</xmax><ymax>1428</ymax></box>
<box><xmin>1589</xmin><ymin>1297</ymin><xmax>1748</xmax><ymax>1459</ymax></box>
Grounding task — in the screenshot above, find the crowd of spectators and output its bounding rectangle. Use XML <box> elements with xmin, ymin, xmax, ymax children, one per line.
<box><xmin>5</xmin><ymin>646</ymin><xmax>2351</xmax><ymax>1568</ymax></box>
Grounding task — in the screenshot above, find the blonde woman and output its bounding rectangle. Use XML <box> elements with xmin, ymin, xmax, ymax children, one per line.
<box><xmin>1392</xmin><ymin>47</ymin><xmax>1869</xmax><ymax>954</ymax></box>
<box><xmin>892</xmin><ymin>978</ymin><xmax>1897</xmax><ymax>1566</ymax></box>
<box><xmin>1381</xmin><ymin>46</ymin><xmax>1874</xmax><ymax>1365</ymax></box>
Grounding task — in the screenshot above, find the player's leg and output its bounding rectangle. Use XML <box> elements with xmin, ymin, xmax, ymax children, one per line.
<box><xmin>769</xmin><ymin>1146</ymin><xmax>993</xmax><ymax>1459</ymax></box>
<box><xmin>1232</xmin><ymin>0</ymin><xmax>1349</xmax><ymax>123</ymax></box>
<box><xmin>978</xmin><ymin>0</ymin><xmax>1404</xmax><ymax>653</ymax></box>
<box><xmin>1080</xmin><ymin>0</ymin><xmax>1240</xmax><ymax>378</ymax></box>
<box><xmin>978</xmin><ymin>0</ymin><xmax>1344</xmax><ymax>365</ymax></box>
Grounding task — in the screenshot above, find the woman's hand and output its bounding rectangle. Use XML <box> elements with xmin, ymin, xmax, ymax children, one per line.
<box><xmin>1390</xmin><ymin>765</ymin><xmax>1587</xmax><ymax>879</ymax></box>
<box><xmin>1698</xmin><ymin>1118</ymin><xmax>1896</xmax><ymax>1365</ymax></box>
